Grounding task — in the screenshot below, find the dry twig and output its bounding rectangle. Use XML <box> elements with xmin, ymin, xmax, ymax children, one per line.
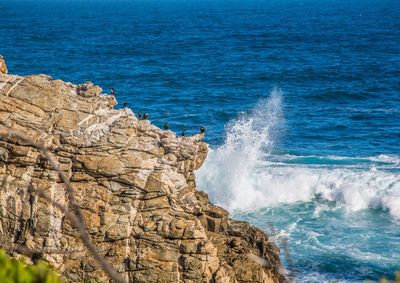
<box><xmin>0</xmin><ymin>120</ymin><xmax>127</xmax><ymax>283</ymax></box>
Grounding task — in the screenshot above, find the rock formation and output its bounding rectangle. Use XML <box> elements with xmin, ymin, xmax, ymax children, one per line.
<box><xmin>0</xmin><ymin>71</ymin><xmax>287</xmax><ymax>282</ymax></box>
<box><xmin>0</xmin><ymin>56</ymin><xmax>8</xmax><ymax>74</ymax></box>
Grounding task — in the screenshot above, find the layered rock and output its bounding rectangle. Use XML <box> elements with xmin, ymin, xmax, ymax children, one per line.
<box><xmin>0</xmin><ymin>56</ymin><xmax>8</xmax><ymax>74</ymax></box>
<box><xmin>0</xmin><ymin>71</ymin><xmax>287</xmax><ymax>282</ymax></box>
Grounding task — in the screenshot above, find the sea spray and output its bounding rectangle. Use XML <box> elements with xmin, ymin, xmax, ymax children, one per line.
<box><xmin>197</xmin><ymin>88</ymin><xmax>284</xmax><ymax>210</ymax></box>
<box><xmin>197</xmin><ymin>90</ymin><xmax>400</xmax><ymax>219</ymax></box>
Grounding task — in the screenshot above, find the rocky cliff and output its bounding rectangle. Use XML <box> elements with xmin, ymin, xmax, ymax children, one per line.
<box><xmin>0</xmin><ymin>69</ymin><xmax>287</xmax><ymax>282</ymax></box>
<box><xmin>0</xmin><ymin>56</ymin><xmax>8</xmax><ymax>74</ymax></box>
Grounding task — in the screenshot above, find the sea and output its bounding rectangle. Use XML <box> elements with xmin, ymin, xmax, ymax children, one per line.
<box><xmin>1</xmin><ymin>0</ymin><xmax>399</xmax><ymax>282</ymax></box>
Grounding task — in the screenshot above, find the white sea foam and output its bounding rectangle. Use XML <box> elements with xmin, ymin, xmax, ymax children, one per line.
<box><xmin>197</xmin><ymin>90</ymin><xmax>400</xmax><ymax>219</ymax></box>
<box><xmin>296</xmin><ymin>272</ymin><xmax>349</xmax><ymax>283</ymax></box>
<box><xmin>369</xmin><ymin>154</ymin><xmax>400</xmax><ymax>165</ymax></box>
<box><xmin>272</xmin><ymin>153</ymin><xmax>400</xmax><ymax>165</ymax></box>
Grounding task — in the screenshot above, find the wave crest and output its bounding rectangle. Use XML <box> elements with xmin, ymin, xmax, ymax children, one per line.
<box><xmin>197</xmin><ymin>90</ymin><xmax>400</xmax><ymax>219</ymax></box>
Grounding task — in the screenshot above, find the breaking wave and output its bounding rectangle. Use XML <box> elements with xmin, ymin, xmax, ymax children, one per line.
<box><xmin>197</xmin><ymin>90</ymin><xmax>400</xmax><ymax>219</ymax></box>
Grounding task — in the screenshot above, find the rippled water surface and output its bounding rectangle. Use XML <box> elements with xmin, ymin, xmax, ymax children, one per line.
<box><xmin>1</xmin><ymin>0</ymin><xmax>399</xmax><ymax>281</ymax></box>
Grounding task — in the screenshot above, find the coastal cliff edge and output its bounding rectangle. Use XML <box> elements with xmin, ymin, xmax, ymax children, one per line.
<box><xmin>0</xmin><ymin>67</ymin><xmax>287</xmax><ymax>282</ymax></box>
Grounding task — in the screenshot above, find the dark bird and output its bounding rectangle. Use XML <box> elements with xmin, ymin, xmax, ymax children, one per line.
<box><xmin>143</xmin><ymin>113</ymin><xmax>149</xmax><ymax>120</ymax></box>
<box><xmin>200</xmin><ymin>127</ymin><xmax>205</xmax><ymax>134</ymax></box>
<box><xmin>123</xmin><ymin>102</ymin><xmax>128</xmax><ymax>108</ymax></box>
<box><xmin>110</xmin><ymin>88</ymin><xmax>115</xmax><ymax>96</ymax></box>
<box><xmin>181</xmin><ymin>127</ymin><xmax>186</xmax><ymax>137</ymax></box>
<box><xmin>163</xmin><ymin>122</ymin><xmax>169</xmax><ymax>130</ymax></box>
<box><xmin>137</xmin><ymin>111</ymin><xmax>142</xmax><ymax>120</ymax></box>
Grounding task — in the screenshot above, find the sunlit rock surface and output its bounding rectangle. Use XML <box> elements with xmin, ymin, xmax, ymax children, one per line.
<box><xmin>0</xmin><ymin>56</ymin><xmax>8</xmax><ymax>74</ymax></box>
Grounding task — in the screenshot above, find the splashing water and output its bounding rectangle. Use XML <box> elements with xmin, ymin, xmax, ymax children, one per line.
<box><xmin>196</xmin><ymin>89</ymin><xmax>400</xmax><ymax>282</ymax></box>
<box><xmin>197</xmin><ymin>88</ymin><xmax>284</xmax><ymax>210</ymax></box>
<box><xmin>197</xmin><ymin>90</ymin><xmax>400</xmax><ymax>219</ymax></box>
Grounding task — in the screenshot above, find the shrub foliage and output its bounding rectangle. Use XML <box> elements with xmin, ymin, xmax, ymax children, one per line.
<box><xmin>0</xmin><ymin>249</ymin><xmax>61</xmax><ymax>283</ymax></box>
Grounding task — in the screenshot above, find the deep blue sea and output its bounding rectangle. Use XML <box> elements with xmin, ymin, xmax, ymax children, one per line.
<box><xmin>1</xmin><ymin>0</ymin><xmax>399</xmax><ymax>281</ymax></box>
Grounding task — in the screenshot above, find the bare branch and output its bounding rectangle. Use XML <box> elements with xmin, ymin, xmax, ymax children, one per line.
<box><xmin>0</xmin><ymin>120</ymin><xmax>127</xmax><ymax>283</ymax></box>
<box><xmin>27</xmin><ymin>184</ymin><xmax>126</xmax><ymax>283</ymax></box>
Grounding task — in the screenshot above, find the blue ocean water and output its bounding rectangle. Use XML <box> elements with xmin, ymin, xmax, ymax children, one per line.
<box><xmin>1</xmin><ymin>0</ymin><xmax>399</xmax><ymax>282</ymax></box>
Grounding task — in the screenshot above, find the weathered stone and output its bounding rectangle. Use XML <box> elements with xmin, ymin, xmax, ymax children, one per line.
<box><xmin>0</xmin><ymin>71</ymin><xmax>287</xmax><ymax>282</ymax></box>
<box><xmin>0</xmin><ymin>56</ymin><xmax>7</xmax><ymax>74</ymax></box>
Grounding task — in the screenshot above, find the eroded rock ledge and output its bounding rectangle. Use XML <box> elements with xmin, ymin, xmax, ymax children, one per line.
<box><xmin>0</xmin><ymin>71</ymin><xmax>287</xmax><ymax>282</ymax></box>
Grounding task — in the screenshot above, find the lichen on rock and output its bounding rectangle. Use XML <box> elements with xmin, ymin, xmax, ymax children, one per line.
<box><xmin>0</xmin><ymin>71</ymin><xmax>287</xmax><ymax>282</ymax></box>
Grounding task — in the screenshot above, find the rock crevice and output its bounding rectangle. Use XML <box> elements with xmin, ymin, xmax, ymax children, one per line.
<box><xmin>0</xmin><ymin>71</ymin><xmax>287</xmax><ymax>282</ymax></box>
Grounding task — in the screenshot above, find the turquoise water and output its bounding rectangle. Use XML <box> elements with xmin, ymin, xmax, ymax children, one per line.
<box><xmin>1</xmin><ymin>0</ymin><xmax>399</xmax><ymax>281</ymax></box>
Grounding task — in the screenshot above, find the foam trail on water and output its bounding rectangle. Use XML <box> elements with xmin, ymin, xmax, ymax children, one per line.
<box><xmin>197</xmin><ymin>90</ymin><xmax>400</xmax><ymax>219</ymax></box>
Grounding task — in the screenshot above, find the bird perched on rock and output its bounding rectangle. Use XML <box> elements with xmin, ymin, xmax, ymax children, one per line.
<box><xmin>143</xmin><ymin>113</ymin><xmax>148</xmax><ymax>120</ymax></box>
<box><xmin>163</xmin><ymin>122</ymin><xmax>169</xmax><ymax>130</ymax></box>
<box><xmin>200</xmin><ymin>127</ymin><xmax>205</xmax><ymax>134</ymax></box>
<box><xmin>181</xmin><ymin>127</ymin><xmax>186</xmax><ymax>136</ymax></box>
<box><xmin>123</xmin><ymin>102</ymin><xmax>128</xmax><ymax>108</ymax></box>
<box><xmin>110</xmin><ymin>88</ymin><xmax>115</xmax><ymax>96</ymax></box>
<box><xmin>137</xmin><ymin>111</ymin><xmax>142</xmax><ymax>120</ymax></box>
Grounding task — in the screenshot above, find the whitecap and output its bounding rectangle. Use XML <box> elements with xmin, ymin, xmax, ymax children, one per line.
<box><xmin>197</xmin><ymin>90</ymin><xmax>400</xmax><ymax>219</ymax></box>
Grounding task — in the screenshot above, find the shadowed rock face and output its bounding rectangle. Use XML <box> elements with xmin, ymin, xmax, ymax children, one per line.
<box><xmin>0</xmin><ymin>72</ymin><xmax>287</xmax><ymax>283</ymax></box>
